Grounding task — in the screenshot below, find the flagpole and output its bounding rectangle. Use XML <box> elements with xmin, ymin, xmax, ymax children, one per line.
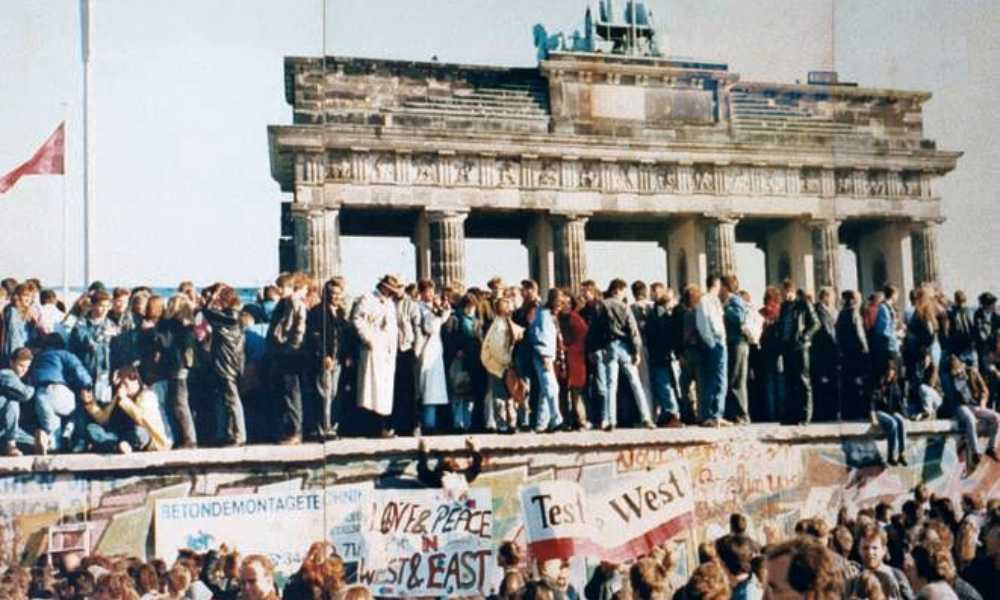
<box><xmin>62</xmin><ymin>102</ymin><xmax>70</xmax><ymax>302</ymax></box>
<box><xmin>81</xmin><ymin>0</ymin><xmax>96</xmax><ymax>287</ymax></box>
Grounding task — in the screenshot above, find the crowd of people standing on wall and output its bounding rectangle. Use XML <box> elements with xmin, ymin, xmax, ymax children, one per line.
<box><xmin>2</xmin><ymin>486</ymin><xmax>998</xmax><ymax>599</ymax></box>
<box><xmin>0</xmin><ymin>273</ymin><xmax>999</xmax><ymax>465</ymax></box>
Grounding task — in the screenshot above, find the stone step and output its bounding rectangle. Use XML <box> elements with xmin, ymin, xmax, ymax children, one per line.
<box><xmin>732</xmin><ymin>118</ymin><xmax>854</xmax><ymax>131</ymax></box>
<box><xmin>403</xmin><ymin>99</ymin><xmax>549</xmax><ymax>115</ymax></box>
<box><xmin>465</xmin><ymin>86</ymin><xmax>548</xmax><ymax>99</ymax></box>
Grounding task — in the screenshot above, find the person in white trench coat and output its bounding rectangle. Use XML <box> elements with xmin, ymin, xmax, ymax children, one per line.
<box><xmin>351</xmin><ymin>274</ymin><xmax>405</xmax><ymax>438</ymax></box>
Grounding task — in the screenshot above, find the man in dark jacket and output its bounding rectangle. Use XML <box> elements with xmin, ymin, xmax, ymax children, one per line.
<box><xmin>779</xmin><ymin>285</ymin><xmax>819</xmax><ymax>425</ymax></box>
<box><xmin>580</xmin><ymin>280</ymin><xmax>609</xmax><ymax>427</ymax></box>
<box><xmin>812</xmin><ymin>287</ymin><xmax>839</xmax><ymax>422</ymax></box>
<box><xmin>722</xmin><ymin>275</ymin><xmax>751</xmax><ymax>424</ymax></box>
<box><xmin>512</xmin><ymin>279</ymin><xmax>542</xmax><ymax>431</ymax></box>
<box><xmin>645</xmin><ymin>286</ymin><xmax>682</xmax><ymax>427</ymax></box>
<box><xmin>836</xmin><ymin>290</ymin><xmax>870</xmax><ymax>421</ymax></box>
<box><xmin>602</xmin><ymin>279</ymin><xmax>653</xmax><ymax>430</ymax></box>
<box><xmin>203</xmin><ymin>285</ymin><xmax>247</xmax><ymax>447</ymax></box>
<box><xmin>303</xmin><ymin>278</ymin><xmax>349</xmax><ymax>441</ymax></box>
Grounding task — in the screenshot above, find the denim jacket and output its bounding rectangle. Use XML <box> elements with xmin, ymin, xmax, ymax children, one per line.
<box><xmin>69</xmin><ymin>318</ymin><xmax>117</xmax><ymax>379</ymax></box>
<box><xmin>529</xmin><ymin>308</ymin><xmax>558</xmax><ymax>360</ymax></box>
<box><xmin>29</xmin><ymin>349</ymin><xmax>93</xmax><ymax>391</ymax></box>
<box><xmin>0</xmin><ymin>368</ymin><xmax>35</xmax><ymax>405</ymax></box>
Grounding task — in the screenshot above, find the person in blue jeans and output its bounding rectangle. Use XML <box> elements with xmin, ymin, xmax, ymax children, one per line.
<box><xmin>600</xmin><ymin>279</ymin><xmax>653</xmax><ymax>430</ymax></box>
<box><xmin>29</xmin><ymin>333</ymin><xmax>94</xmax><ymax>454</ymax></box>
<box><xmin>870</xmin><ymin>360</ymin><xmax>908</xmax><ymax>466</ymax></box>
<box><xmin>529</xmin><ymin>288</ymin><xmax>565</xmax><ymax>433</ymax></box>
<box><xmin>645</xmin><ymin>287</ymin><xmax>682</xmax><ymax>427</ymax></box>
<box><xmin>696</xmin><ymin>276</ymin><xmax>730</xmax><ymax>427</ymax></box>
<box><xmin>0</xmin><ymin>347</ymin><xmax>36</xmax><ymax>456</ymax></box>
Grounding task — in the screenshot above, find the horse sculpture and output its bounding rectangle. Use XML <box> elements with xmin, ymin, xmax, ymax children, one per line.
<box><xmin>532</xmin><ymin>23</ymin><xmax>565</xmax><ymax>60</ymax></box>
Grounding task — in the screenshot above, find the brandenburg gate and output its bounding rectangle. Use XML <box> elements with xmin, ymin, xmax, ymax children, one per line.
<box><xmin>268</xmin><ymin>21</ymin><xmax>959</xmax><ymax>300</ymax></box>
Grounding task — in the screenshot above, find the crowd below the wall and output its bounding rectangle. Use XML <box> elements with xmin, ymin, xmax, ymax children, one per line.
<box><xmin>0</xmin><ymin>273</ymin><xmax>998</xmax><ymax>466</ymax></box>
<box><xmin>1</xmin><ymin>486</ymin><xmax>997</xmax><ymax>600</ymax></box>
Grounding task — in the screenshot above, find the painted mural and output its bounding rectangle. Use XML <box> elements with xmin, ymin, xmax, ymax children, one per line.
<box><xmin>0</xmin><ymin>429</ymin><xmax>996</xmax><ymax>588</ymax></box>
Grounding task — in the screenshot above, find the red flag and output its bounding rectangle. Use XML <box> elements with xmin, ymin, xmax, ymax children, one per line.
<box><xmin>0</xmin><ymin>122</ymin><xmax>65</xmax><ymax>194</ymax></box>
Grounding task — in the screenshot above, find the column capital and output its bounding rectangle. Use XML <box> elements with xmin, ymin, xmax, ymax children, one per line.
<box><xmin>702</xmin><ymin>213</ymin><xmax>741</xmax><ymax>225</ymax></box>
<box><xmin>549</xmin><ymin>211</ymin><xmax>591</xmax><ymax>223</ymax></box>
<box><xmin>909</xmin><ymin>217</ymin><xmax>946</xmax><ymax>228</ymax></box>
<box><xmin>425</xmin><ymin>208</ymin><xmax>469</xmax><ymax>223</ymax></box>
<box><xmin>807</xmin><ymin>217</ymin><xmax>842</xmax><ymax>229</ymax></box>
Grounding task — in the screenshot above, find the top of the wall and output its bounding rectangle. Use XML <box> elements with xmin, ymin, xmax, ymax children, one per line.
<box><xmin>0</xmin><ymin>421</ymin><xmax>961</xmax><ymax>477</ymax></box>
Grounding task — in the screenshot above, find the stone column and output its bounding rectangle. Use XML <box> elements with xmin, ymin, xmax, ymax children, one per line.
<box><xmin>704</xmin><ymin>216</ymin><xmax>738</xmax><ymax>278</ymax></box>
<box><xmin>855</xmin><ymin>221</ymin><xmax>911</xmax><ymax>305</ymax></box>
<box><xmin>765</xmin><ymin>221</ymin><xmax>814</xmax><ymax>293</ymax></box>
<box><xmin>810</xmin><ymin>219</ymin><xmax>841</xmax><ymax>292</ymax></box>
<box><xmin>524</xmin><ymin>214</ymin><xmax>555</xmax><ymax>291</ymax></box>
<box><xmin>426</xmin><ymin>210</ymin><xmax>467</xmax><ymax>289</ymax></box>
<box><xmin>552</xmin><ymin>214</ymin><xmax>589</xmax><ymax>293</ymax></box>
<box><xmin>911</xmin><ymin>220</ymin><xmax>941</xmax><ymax>287</ymax></box>
<box><xmin>665</xmin><ymin>218</ymin><xmax>707</xmax><ymax>289</ymax></box>
<box><xmin>290</xmin><ymin>206</ymin><xmax>341</xmax><ymax>281</ymax></box>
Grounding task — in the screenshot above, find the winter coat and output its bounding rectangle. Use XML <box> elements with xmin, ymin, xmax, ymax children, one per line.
<box><xmin>155</xmin><ymin>318</ymin><xmax>198</xmax><ymax>377</ymax></box>
<box><xmin>415</xmin><ymin>302</ymin><xmax>449</xmax><ymax>407</ymax></box>
<box><xmin>836</xmin><ymin>304</ymin><xmax>869</xmax><ymax>358</ymax></box>
<box><xmin>871</xmin><ymin>378</ymin><xmax>905</xmax><ymax>415</ymax></box>
<box><xmin>644</xmin><ymin>303</ymin><xmax>676</xmax><ymax>368</ymax></box>
<box><xmin>202</xmin><ymin>308</ymin><xmax>245</xmax><ymax>381</ymax></box>
<box><xmin>606</xmin><ymin>297</ymin><xmax>643</xmax><ymax>355</ymax></box>
<box><xmin>558</xmin><ymin>310</ymin><xmax>589</xmax><ymax>390</ymax></box>
<box><xmin>723</xmin><ymin>294</ymin><xmax>750</xmax><ymax>346</ymax></box>
<box><xmin>0</xmin><ymin>305</ymin><xmax>33</xmax><ymax>362</ymax></box>
<box><xmin>778</xmin><ymin>299</ymin><xmax>819</xmax><ymax>351</ymax></box>
<box><xmin>69</xmin><ymin>317</ymin><xmax>118</xmax><ymax>379</ymax></box>
<box><xmin>481</xmin><ymin>316</ymin><xmax>523</xmax><ymax>379</ymax></box>
<box><xmin>305</xmin><ymin>303</ymin><xmax>348</xmax><ymax>370</ymax></box>
<box><xmin>30</xmin><ymin>349</ymin><xmax>93</xmax><ymax>390</ymax></box>
<box><xmin>351</xmin><ymin>291</ymin><xmax>398</xmax><ymax>416</ymax></box>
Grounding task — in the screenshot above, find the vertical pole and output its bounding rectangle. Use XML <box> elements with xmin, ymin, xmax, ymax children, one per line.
<box><xmin>81</xmin><ymin>0</ymin><xmax>96</xmax><ymax>286</ymax></box>
<box><xmin>61</xmin><ymin>102</ymin><xmax>70</xmax><ymax>301</ymax></box>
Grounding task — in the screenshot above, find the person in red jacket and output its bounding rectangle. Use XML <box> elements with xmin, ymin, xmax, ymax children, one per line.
<box><xmin>558</xmin><ymin>295</ymin><xmax>590</xmax><ymax>431</ymax></box>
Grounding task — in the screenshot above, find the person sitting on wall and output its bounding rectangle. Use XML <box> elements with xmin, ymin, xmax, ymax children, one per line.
<box><xmin>416</xmin><ymin>436</ymin><xmax>483</xmax><ymax>497</ymax></box>
<box><xmin>80</xmin><ymin>365</ymin><xmax>170</xmax><ymax>454</ymax></box>
<box><xmin>946</xmin><ymin>355</ymin><xmax>999</xmax><ymax>474</ymax></box>
<box><xmin>0</xmin><ymin>347</ymin><xmax>38</xmax><ymax>456</ymax></box>
<box><xmin>870</xmin><ymin>360</ymin><xmax>910</xmax><ymax>466</ymax></box>
<box><xmin>29</xmin><ymin>333</ymin><xmax>94</xmax><ymax>454</ymax></box>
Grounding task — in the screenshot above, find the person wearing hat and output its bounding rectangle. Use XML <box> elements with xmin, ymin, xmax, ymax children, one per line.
<box><xmin>351</xmin><ymin>274</ymin><xmax>405</xmax><ymax>438</ymax></box>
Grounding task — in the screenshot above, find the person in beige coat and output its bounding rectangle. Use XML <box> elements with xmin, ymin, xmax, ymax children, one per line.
<box><xmin>481</xmin><ymin>297</ymin><xmax>524</xmax><ymax>433</ymax></box>
<box><xmin>351</xmin><ymin>275</ymin><xmax>404</xmax><ymax>438</ymax></box>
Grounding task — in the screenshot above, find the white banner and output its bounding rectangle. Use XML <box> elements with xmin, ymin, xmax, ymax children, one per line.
<box><xmin>519</xmin><ymin>461</ymin><xmax>695</xmax><ymax>562</ymax></box>
<box><xmin>519</xmin><ymin>480</ymin><xmax>602</xmax><ymax>560</ymax></box>
<box><xmin>358</xmin><ymin>488</ymin><xmax>493</xmax><ymax>597</ymax></box>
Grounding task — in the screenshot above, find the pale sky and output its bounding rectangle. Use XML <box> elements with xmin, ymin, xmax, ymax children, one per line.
<box><xmin>1</xmin><ymin>0</ymin><xmax>996</xmax><ymax>299</ymax></box>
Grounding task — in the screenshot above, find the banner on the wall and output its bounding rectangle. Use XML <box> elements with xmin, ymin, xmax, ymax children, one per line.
<box><xmin>155</xmin><ymin>482</ymin><xmax>373</xmax><ymax>581</ymax></box>
<box><xmin>357</xmin><ymin>488</ymin><xmax>494</xmax><ymax>598</ymax></box>
<box><xmin>519</xmin><ymin>461</ymin><xmax>695</xmax><ymax>562</ymax></box>
<box><xmin>519</xmin><ymin>480</ymin><xmax>602</xmax><ymax>560</ymax></box>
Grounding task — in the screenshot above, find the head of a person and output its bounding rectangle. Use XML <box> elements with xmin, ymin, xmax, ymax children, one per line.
<box><xmin>240</xmin><ymin>555</ymin><xmax>275</xmax><ymax>600</ymax></box>
<box><xmin>39</xmin><ymin>289</ymin><xmax>57</xmax><ymax>307</ymax></box>
<box><xmin>763</xmin><ymin>537</ymin><xmax>843</xmax><ymax>600</ymax></box>
<box><xmin>910</xmin><ymin>543</ymin><xmax>956</xmax><ymax>589</ymax></box>
<box><xmin>89</xmin><ymin>290</ymin><xmax>112</xmax><ymax>321</ymax></box>
<box><xmin>142</xmin><ymin>295</ymin><xmax>164</xmax><ymax>323</ymax></box>
<box><xmin>545</xmin><ymin>288</ymin><xmax>564</xmax><ymax>312</ymax></box>
<box><xmin>580</xmin><ymin>280</ymin><xmax>598</xmax><ymax>302</ymax></box>
<box><xmin>343</xmin><ymin>585</ymin><xmax>374</xmax><ymax>600</ymax></box>
<box><xmin>321</xmin><ymin>278</ymin><xmax>345</xmax><ymax>307</ymax></box>
<box><xmin>883</xmin><ymin>359</ymin><xmax>897</xmax><ymax>382</ymax></box>
<box><xmin>913</xmin><ymin>483</ymin><xmax>931</xmax><ymax>504</ymax></box>
<box><xmin>801</xmin><ymin>518</ymin><xmax>830</xmax><ymax>547</ymax></box>
<box><xmin>93</xmin><ymin>573</ymin><xmax>139</xmax><ymax>600</ymax></box>
<box><xmin>831</xmin><ymin>526</ymin><xmax>853</xmax><ymax>558</ymax></box>
<box><xmin>721</xmin><ymin>275</ymin><xmax>739</xmax><ymax>296</ymax></box>
<box><xmin>852</xmin><ymin>571</ymin><xmax>887</xmax><ymax>600</ymax></box>
<box><xmin>686</xmin><ymin>561</ymin><xmax>730</xmax><ymax>600</ymax></box>
<box><xmin>608</xmin><ymin>278</ymin><xmax>629</xmax><ymax>300</ymax></box>
<box><xmin>134</xmin><ymin>563</ymin><xmax>159</xmax><ymax>596</ymax></box>
<box><xmin>11</xmin><ymin>283</ymin><xmax>32</xmax><ymax>313</ymax></box>
<box><xmin>10</xmin><ymin>347</ymin><xmax>32</xmax><ymax>379</ymax></box>
<box><xmin>496</xmin><ymin>541</ymin><xmax>523</xmax><ymax>569</ymax></box>
<box><xmin>716</xmin><ymin>534</ymin><xmax>754</xmax><ymax>581</ymax></box>
<box><xmin>882</xmin><ymin>285</ymin><xmax>897</xmax><ymax>304</ymax></box>
<box><xmin>817</xmin><ymin>287</ymin><xmax>833</xmax><ymax>307</ymax></box>
<box><xmin>730</xmin><ymin>513</ymin><xmax>749</xmax><ymax>535</ymax></box>
<box><xmin>521</xmin><ymin>279</ymin><xmax>540</xmax><ymax>303</ymax></box>
<box><xmin>650</xmin><ymin>282</ymin><xmax>666</xmax><ymax>303</ymax></box>
<box><xmin>110</xmin><ymin>288</ymin><xmax>130</xmax><ymax>315</ymax></box>
<box><xmin>683</xmin><ymin>284</ymin><xmax>702</xmax><ymax>309</ymax></box>
<box><xmin>629</xmin><ymin>557</ymin><xmax>668</xmax><ymax>600</ymax></box>
<box><xmin>522</xmin><ymin>579</ymin><xmax>558</xmax><ymax>600</ymax></box>
<box><xmin>857</xmin><ymin>522</ymin><xmax>888</xmax><ymax>572</ymax></box>
<box><xmin>166</xmin><ymin>296</ymin><xmax>194</xmax><ymax>324</ymax></box>
<box><xmin>416</xmin><ymin>279</ymin><xmax>436</xmax><ymax>303</ymax></box>
<box><xmin>705</xmin><ymin>275</ymin><xmax>721</xmax><ymax>294</ymax></box>
<box><xmin>165</xmin><ymin>564</ymin><xmax>192</xmax><ymax>596</ymax></box>
<box><xmin>780</xmin><ymin>279</ymin><xmax>795</xmax><ymax>301</ymax></box>
<box><xmin>631</xmin><ymin>280</ymin><xmax>648</xmax><ymax>301</ymax></box>
<box><xmin>494</xmin><ymin>296</ymin><xmax>513</xmax><ymax>318</ymax></box>
<box><xmin>698</xmin><ymin>541</ymin><xmax>719</xmax><ymax>564</ymax></box>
